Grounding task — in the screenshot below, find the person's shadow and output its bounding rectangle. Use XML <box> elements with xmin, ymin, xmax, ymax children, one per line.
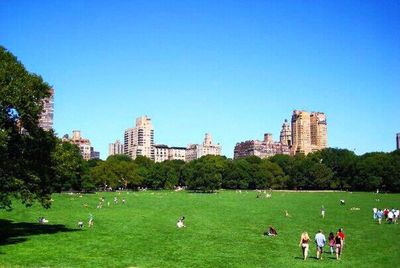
<box><xmin>0</xmin><ymin>219</ymin><xmax>78</xmax><ymax>248</ymax></box>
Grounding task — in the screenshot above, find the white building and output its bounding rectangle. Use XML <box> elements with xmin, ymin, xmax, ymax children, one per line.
<box><xmin>186</xmin><ymin>133</ymin><xmax>221</xmax><ymax>162</ymax></box>
<box><xmin>109</xmin><ymin>140</ymin><xmax>124</xmax><ymax>156</ymax></box>
<box><xmin>154</xmin><ymin>145</ymin><xmax>186</xmax><ymax>162</ymax></box>
<box><xmin>124</xmin><ymin>116</ymin><xmax>155</xmax><ymax>160</ymax></box>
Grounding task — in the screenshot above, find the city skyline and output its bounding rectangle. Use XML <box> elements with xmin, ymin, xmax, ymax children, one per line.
<box><xmin>1</xmin><ymin>1</ymin><xmax>399</xmax><ymax>159</ymax></box>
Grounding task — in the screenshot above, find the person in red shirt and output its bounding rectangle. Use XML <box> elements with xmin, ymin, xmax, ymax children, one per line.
<box><xmin>337</xmin><ymin>228</ymin><xmax>345</xmax><ymax>250</ymax></box>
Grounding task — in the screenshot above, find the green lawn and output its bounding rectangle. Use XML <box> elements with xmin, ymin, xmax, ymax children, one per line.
<box><xmin>0</xmin><ymin>190</ymin><xmax>399</xmax><ymax>267</ymax></box>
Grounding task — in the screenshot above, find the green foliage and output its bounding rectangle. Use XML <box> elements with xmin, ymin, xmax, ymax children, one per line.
<box><xmin>51</xmin><ymin>140</ymin><xmax>88</xmax><ymax>192</ymax></box>
<box><xmin>0</xmin><ymin>46</ymin><xmax>57</xmax><ymax>209</ymax></box>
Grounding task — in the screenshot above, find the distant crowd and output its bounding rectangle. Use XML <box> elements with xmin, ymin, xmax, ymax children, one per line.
<box><xmin>373</xmin><ymin>208</ymin><xmax>399</xmax><ymax>224</ymax></box>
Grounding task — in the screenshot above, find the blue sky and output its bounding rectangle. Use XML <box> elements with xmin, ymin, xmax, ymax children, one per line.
<box><xmin>1</xmin><ymin>0</ymin><xmax>399</xmax><ymax>158</ymax></box>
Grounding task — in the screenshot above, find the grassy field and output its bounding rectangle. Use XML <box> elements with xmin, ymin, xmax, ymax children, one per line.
<box><xmin>0</xmin><ymin>190</ymin><xmax>399</xmax><ymax>267</ymax></box>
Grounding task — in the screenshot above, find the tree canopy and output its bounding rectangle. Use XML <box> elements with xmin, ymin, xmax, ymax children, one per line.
<box><xmin>0</xmin><ymin>46</ymin><xmax>57</xmax><ymax>209</ymax></box>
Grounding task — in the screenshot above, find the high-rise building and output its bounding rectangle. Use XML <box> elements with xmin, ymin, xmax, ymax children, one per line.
<box><xmin>38</xmin><ymin>88</ymin><xmax>54</xmax><ymax>131</ymax></box>
<box><xmin>124</xmin><ymin>116</ymin><xmax>154</xmax><ymax>160</ymax></box>
<box><xmin>109</xmin><ymin>140</ymin><xmax>124</xmax><ymax>156</ymax></box>
<box><xmin>397</xmin><ymin>133</ymin><xmax>400</xmax><ymax>150</ymax></box>
<box><xmin>186</xmin><ymin>133</ymin><xmax>221</xmax><ymax>161</ymax></box>
<box><xmin>291</xmin><ymin>110</ymin><xmax>312</xmax><ymax>155</ymax></box>
<box><xmin>291</xmin><ymin>110</ymin><xmax>327</xmax><ymax>155</ymax></box>
<box><xmin>310</xmin><ymin>112</ymin><xmax>327</xmax><ymax>152</ymax></box>
<box><xmin>234</xmin><ymin>133</ymin><xmax>290</xmax><ymax>159</ymax></box>
<box><xmin>280</xmin><ymin>119</ymin><xmax>292</xmax><ymax>146</ymax></box>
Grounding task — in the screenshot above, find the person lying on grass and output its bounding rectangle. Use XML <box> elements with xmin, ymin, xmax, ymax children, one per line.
<box><xmin>264</xmin><ymin>226</ymin><xmax>277</xmax><ymax>236</ymax></box>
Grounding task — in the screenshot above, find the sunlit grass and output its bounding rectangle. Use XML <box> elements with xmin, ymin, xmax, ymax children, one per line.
<box><xmin>0</xmin><ymin>190</ymin><xmax>399</xmax><ymax>267</ymax></box>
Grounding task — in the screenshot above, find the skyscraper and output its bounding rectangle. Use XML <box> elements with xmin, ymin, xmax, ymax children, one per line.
<box><xmin>397</xmin><ymin>133</ymin><xmax>400</xmax><ymax>150</ymax></box>
<box><xmin>38</xmin><ymin>88</ymin><xmax>54</xmax><ymax>131</ymax></box>
<box><xmin>291</xmin><ymin>110</ymin><xmax>312</xmax><ymax>155</ymax></box>
<box><xmin>109</xmin><ymin>140</ymin><xmax>124</xmax><ymax>156</ymax></box>
<box><xmin>124</xmin><ymin>116</ymin><xmax>154</xmax><ymax>160</ymax></box>
<box><xmin>310</xmin><ymin>112</ymin><xmax>327</xmax><ymax>151</ymax></box>
<box><xmin>291</xmin><ymin>110</ymin><xmax>328</xmax><ymax>155</ymax></box>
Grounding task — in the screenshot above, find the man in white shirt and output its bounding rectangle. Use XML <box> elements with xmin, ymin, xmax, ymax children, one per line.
<box><xmin>315</xmin><ymin>230</ymin><xmax>326</xmax><ymax>260</ymax></box>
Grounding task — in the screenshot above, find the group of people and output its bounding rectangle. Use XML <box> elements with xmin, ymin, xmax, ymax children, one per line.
<box><xmin>373</xmin><ymin>207</ymin><xmax>399</xmax><ymax>224</ymax></box>
<box><xmin>299</xmin><ymin>228</ymin><xmax>345</xmax><ymax>261</ymax></box>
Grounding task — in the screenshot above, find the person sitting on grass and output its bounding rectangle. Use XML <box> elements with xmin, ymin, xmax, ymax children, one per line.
<box><xmin>38</xmin><ymin>217</ymin><xmax>48</xmax><ymax>224</ymax></box>
<box><xmin>177</xmin><ymin>216</ymin><xmax>186</xmax><ymax>228</ymax></box>
<box><xmin>264</xmin><ymin>226</ymin><xmax>277</xmax><ymax>236</ymax></box>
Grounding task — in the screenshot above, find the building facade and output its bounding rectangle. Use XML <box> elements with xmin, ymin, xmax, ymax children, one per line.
<box><xmin>291</xmin><ymin>110</ymin><xmax>327</xmax><ymax>155</ymax></box>
<box><xmin>291</xmin><ymin>110</ymin><xmax>312</xmax><ymax>155</ymax></box>
<box><xmin>234</xmin><ymin>133</ymin><xmax>290</xmax><ymax>159</ymax></box>
<box><xmin>68</xmin><ymin>130</ymin><xmax>92</xmax><ymax>160</ymax></box>
<box><xmin>154</xmin><ymin>145</ymin><xmax>187</xmax><ymax>162</ymax></box>
<box><xmin>310</xmin><ymin>112</ymin><xmax>328</xmax><ymax>152</ymax></box>
<box><xmin>124</xmin><ymin>116</ymin><xmax>155</xmax><ymax>160</ymax></box>
<box><xmin>109</xmin><ymin>140</ymin><xmax>124</xmax><ymax>156</ymax></box>
<box><xmin>279</xmin><ymin>119</ymin><xmax>292</xmax><ymax>146</ymax></box>
<box><xmin>38</xmin><ymin>88</ymin><xmax>54</xmax><ymax>131</ymax></box>
<box><xmin>185</xmin><ymin>133</ymin><xmax>221</xmax><ymax>161</ymax></box>
<box><xmin>90</xmin><ymin>147</ymin><xmax>100</xmax><ymax>159</ymax></box>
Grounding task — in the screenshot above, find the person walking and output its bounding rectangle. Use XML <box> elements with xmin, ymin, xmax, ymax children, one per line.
<box><xmin>315</xmin><ymin>230</ymin><xmax>326</xmax><ymax>260</ymax></box>
<box><xmin>321</xmin><ymin>206</ymin><xmax>326</xmax><ymax>219</ymax></box>
<box><xmin>335</xmin><ymin>233</ymin><xmax>343</xmax><ymax>260</ymax></box>
<box><xmin>299</xmin><ymin>232</ymin><xmax>310</xmax><ymax>260</ymax></box>
<box><xmin>328</xmin><ymin>232</ymin><xmax>335</xmax><ymax>254</ymax></box>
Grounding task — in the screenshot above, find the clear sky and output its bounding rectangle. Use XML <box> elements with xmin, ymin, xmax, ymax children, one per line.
<box><xmin>1</xmin><ymin>0</ymin><xmax>399</xmax><ymax>159</ymax></box>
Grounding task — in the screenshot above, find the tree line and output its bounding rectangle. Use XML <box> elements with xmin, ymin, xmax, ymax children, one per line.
<box><xmin>55</xmin><ymin>146</ymin><xmax>400</xmax><ymax>194</ymax></box>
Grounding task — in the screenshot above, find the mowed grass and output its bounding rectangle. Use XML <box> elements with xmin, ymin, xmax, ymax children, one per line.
<box><xmin>0</xmin><ymin>190</ymin><xmax>399</xmax><ymax>267</ymax></box>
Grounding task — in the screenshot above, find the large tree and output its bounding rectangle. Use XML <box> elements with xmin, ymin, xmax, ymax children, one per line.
<box><xmin>0</xmin><ymin>46</ymin><xmax>57</xmax><ymax>209</ymax></box>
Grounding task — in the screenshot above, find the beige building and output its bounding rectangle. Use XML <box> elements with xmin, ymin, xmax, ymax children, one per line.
<box><xmin>38</xmin><ymin>88</ymin><xmax>54</xmax><ymax>131</ymax></box>
<box><xmin>291</xmin><ymin>110</ymin><xmax>327</xmax><ymax>155</ymax></box>
<box><xmin>169</xmin><ymin>146</ymin><xmax>186</xmax><ymax>161</ymax></box>
<box><xmin>67</xmin><ymin>130</ymin><xmax>92</xmax><ymax>160</ymax></box>
<box><xmin>234</xmin><ymin>133</ymin><xmax>290</xmax><ymax>159</ymax></box>
<box><xmin>186</xmin><ymin>133</ymin><xmax>221</xmax><ymax>161</ymax></box>
<box><xmin>279</xmin><ymin>119</ymin><xmax>292</xmax><ymax>146</ymax></box>
<box><xmin>154</xmin><ymin>145</ymin><xmax>186</xmax><ymax>162</ymax></box>
<box><xmin>154</xmin><ymin>144</ymin><xmax>169</xmax><ymax>162</ymax></box>
<box><xmin>109</xmin><ymin>140</ymin><xmax>124</xmax><ymax>156</ymax></box>
<box><xmin>124</xmin><ymin>116</ymin><xmax>155</xmax><ymax>160</ymax></box>
<box><xmin>310</xmin><ymin>112</ymin><xmax>328</xmax><ymax>152</ymax></box>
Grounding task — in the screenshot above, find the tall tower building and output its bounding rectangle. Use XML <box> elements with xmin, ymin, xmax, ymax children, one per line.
<box><xmin>279</xmin><ymin>119</ymin><xmax>292</xmax><ymax>146</ymax></box>
<box><xmin>38</xmin><ymin>88</ymin><xmax>54</xmax><ymax>131</ymax></box>
<box><xmin>291</xmin><ymin>110</ymin><xmax>312</xmax><ymax>155</ymax></box>
<box><xmin>124</xmin><ymin>116</ymin><xmax>154</xmax><ymax>160</ymax></box>
<box><xmin>397</xmin><ymin>133</ymin><xmax>400</xmax><ymax>150</ymax></box>
<box><xmin>310</xmin><ymin>112</ymin><xmax>327</xmax><ymax>151</ymax></box>
<box><xmin>109</xmin><ymin>140</ymin><xmax>124</xmax><ymax>156</ymax></box>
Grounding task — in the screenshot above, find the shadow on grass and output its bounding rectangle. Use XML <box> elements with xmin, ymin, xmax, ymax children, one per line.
<box><xmin>0</xmin><ymin>219</ymin><xmax>78</xmax><ymax>247</ymax></box>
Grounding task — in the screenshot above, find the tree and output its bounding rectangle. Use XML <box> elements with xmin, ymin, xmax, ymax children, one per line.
<box><xmin>183</xmin><ymin>155</ymin><xmax>227</xmax><ymax>192</ymax></box>
<box><xmin>52</xmin><ymin>140</ymin><xmax>90</xmax><ymax>191</ymax></box>
<box><xmin>0</xmin><ymin>46</ymin><xmax>57</xmax><ymax>209</ymax></box>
